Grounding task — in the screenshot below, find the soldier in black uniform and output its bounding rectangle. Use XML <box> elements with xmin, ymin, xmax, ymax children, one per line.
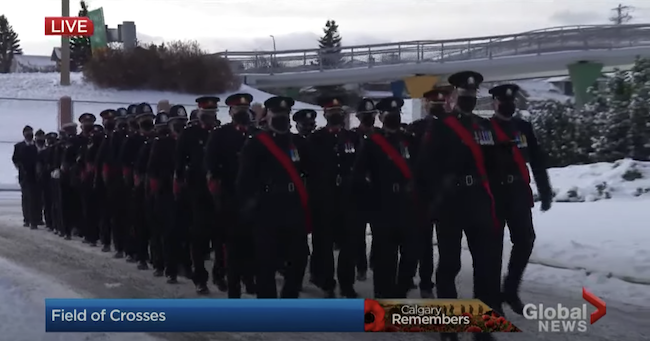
<box><xmin>69</xmin><ymin>113</ymin><xmax>96</xmax><ymax>240</ymax></box>
<box><xmin>13</xmin><ymin>125</ymin><xmax>41</xmax><ymax>229</ymax></box>
<box><xmin>416</xmin><ymin>71</ymin><xmax>503</xmax><ymax>341</ymax></box>
<box><xmin>308</xmin><ymin>96</ymin><xmax>359</xmax><ymax>298</ymax></box>
<box><xmin>78</xmin><ymin>118</ymin><xmax>105</xmax><ymax>247</ymax></box>
<box><xmin>42</xmin><ymin>132</ymin><xmax>59</xmax><ymax>232</ymax></box>
<box><xmin>119</xmin><ymin>103</ymin><xmax>154</xmax><ymax>268</ymax></box>
<box><xmin>408</xmin><ymin>87</ymin><xmax>452</xmax><ymax>140</ymax></box>
<box><xmin>204</xmin><ymin>93</ymin><xmax>258</xmax><ymax>298</ymax></box>
<box><xmin>148</xmin><ymin>107</ymin><xmax>189</xmax><ymax>284</ymax></box>
<box><xmin>236</xmin><ymin>96</ymin><xmax>314</xmax><ymax>298</ymax></box>
<box><xmin>54</xmin><ymin>123</ymin><xmax>79</xmax><ymax>239</ymax></box>
<box><xmin>131</xmin><ymin>107</ymin><xmax>157</xmax><ymax>270</ymax></box>
<box><xmin>175</xmin><ymin>96</ymin><xmax>224</xmax><ymax>294</ymax></box>
<box><xmin>33</xmin><ymin>129</ymin><xmax>48</xmax><ymax>228</ymax></box>
<box><xmin>292</xmin><ymin>109</ymin><xmax>317</xmax><ymax>136</ymax></box>
<box><xmin>138</xmin><ymin>111</ymin><xmax>170</xmax><ymax>277</ymax></box>
<box><xmin>351</xmin><ymin>97</ymin><xmax>420</xmax><ymax>299</ymax></box>
<box><xmin>351</xmin><ymin>99</ymin><xmax>379</xmax><ymax>280</ymax></box>
<box><xmin>488</xmin><ymin>84</ymin><xmax>552</xmax><ymax>315</ymax></box>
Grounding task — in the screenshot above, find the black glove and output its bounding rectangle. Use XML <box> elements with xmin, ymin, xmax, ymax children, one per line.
<box><xmin>540</xmin><ymin>196</ymin><xmax>552</xmax><ymax>212</ymax></box>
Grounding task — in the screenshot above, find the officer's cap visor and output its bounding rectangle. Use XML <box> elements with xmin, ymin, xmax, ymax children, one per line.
<box><xmin>457</xmin><ymin>88</ymin><xmax>477</xmax><ymax>97</ymax></box>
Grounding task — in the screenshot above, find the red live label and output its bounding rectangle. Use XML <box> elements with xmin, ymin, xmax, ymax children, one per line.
<box><xmin>44</xmin><ymin>17</ymin><xmax>94</xmax><ymax>36</ymax></box>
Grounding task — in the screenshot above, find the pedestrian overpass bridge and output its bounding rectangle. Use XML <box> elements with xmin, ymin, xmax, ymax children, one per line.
<box><xmin>216</xmin><ymin>24</ymin><xmax>650</xmax><ymax>89</ymax></box>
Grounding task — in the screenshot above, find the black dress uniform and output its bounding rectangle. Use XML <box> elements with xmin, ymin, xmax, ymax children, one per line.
<box><xmin>292</xmin><ymin>109</ymin><xmax>317</xmax><ymax>136</ymax></box>
<box><xmin>119</xmin><ymin>103</ymin><xmax>154</xmax><ymax>268</ymax></box>
<box><xmin>79</xmin><ymin>120</ymin><xmax>105</xmax><ymax>246</ymax></box>
<box><xmin>33</xmin><ymin>130</ymin><xmax>48</xmax><ymax>227</ymax></box>
<box><xmin>12</xmin><ymin>125</ymin><xmax>41</xmax><ymax>228</ymax></box>
<box><xmin>308</xmin><ymin>96</ymin><xmax>359</xmax><ymax>298</ymax></box>
<box><xmin>97</xmin><ymin>109</ymin><xmax>130</xmax><ymax>257</ymax></box>
<box><xmin>236</xmin><ymin>96</ymin><xmax>314</xmax><ymax>298</ymax></box>
<box><xmin>42</xmin><ymin>132</ymin><xmax>59</xmax><ymax>231</ymax></box>
<box><xmin>55</xmin><ymin>123</ymin><xmax>79</xmax><ymax>239</ymax></box>
<box><xmin>488</xmin><ymin>84</ymin><xmax>553</xmax><ymax>315</ymax></box>
<box><xmin>351</xmin><ymin>99</ymin><xmax>379</xmax><ymax>279</ymax></box>
<box><xmin>174</xmin><ymin>96</ymin><xmax>225</xmax><ymax>294</ymax></box>
<box><xmin>415</xmin><ymin>71</ymin><xmax>502</xmax><ymax>341</ymax></box>
<box><xmin>351</xmin><ymin>97</ymin><xmax>421</xmax><ymax>299</ymax></box>
<box><xmin>408</xmin><ymin>87</ymin><xmax>451</xmax><ymax>140</ymax></box>
<box><xmin>132</xmin><ymin>110</ymin><xmax>158</xmax><ymax>270</ymax></box>
<box><xmin>148</xmin><ymin>110</ymin><xmax>191</xmax><ymax>283</ymax></box>
<box><xmin>205</xmin><ymin>93</ymin><xmax>257</xmax><ymax>298</ymax></box>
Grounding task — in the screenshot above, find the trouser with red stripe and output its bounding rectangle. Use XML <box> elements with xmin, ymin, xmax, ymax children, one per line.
<box><xmin>435</xmin><ymin>187</ymin><xmax>502</xmax><ymax>311</ymax></box>
<box><xmin>493</xmin><ymin>182</ymin><xmax>535</xmax><ymax>296</ymax></box>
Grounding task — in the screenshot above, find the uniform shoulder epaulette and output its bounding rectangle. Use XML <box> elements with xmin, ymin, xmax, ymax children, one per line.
<box><xmin>154</xmin><ymin>137</ymin><xmax>160</xmax><ymax>141</ymax></box>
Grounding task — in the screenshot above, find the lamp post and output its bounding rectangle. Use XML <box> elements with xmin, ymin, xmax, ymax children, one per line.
<box><xmin>60</xmin><ymin>0</ymin><xmax>71</xmax><ymax>85</ymax></box>
<box><xmin>269</xmin><ymin>35</ymin><xmax>276</xmax><ymax>52</ymax></box>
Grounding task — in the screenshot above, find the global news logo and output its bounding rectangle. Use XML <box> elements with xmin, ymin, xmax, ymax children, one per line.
<box><xmin>523</xmin><ymin>288</ymin><xmax>606</xmax><ymax>332</ymax></box>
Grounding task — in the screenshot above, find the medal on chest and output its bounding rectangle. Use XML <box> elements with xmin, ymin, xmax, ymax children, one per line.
<box><xmin>514</xmin><ymin>132</ymin><xmax>528</xmax><ymax>148</ymax></box>
<box><xmin>399</xmin><ymin>141</ymin><xmax>411</xmax><ymax>159</ymax></box>
<box><xmin>289</xmin><ymin>146</ymin><xmax>300</xmax><ymax>162</ymax></box>
<box><xmin>474</xmin><ymin>129</ymin><xmax>494</xmax><ymax>145</ymax></box>
<box><xmin>343</xmin><ymin>141</ymin><xmax>355</xmax><ymax>154</ymax></box>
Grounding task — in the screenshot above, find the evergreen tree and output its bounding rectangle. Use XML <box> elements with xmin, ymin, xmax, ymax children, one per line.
<box><xmin>627</xmin><ymin>57</ymin><xmax>650</xmax><ymax>160</ymax></box>
<box><xmin>69</xmin><ymin>1</ymin><xmax>92</xmax><ymax>71</ymax></box>
<box><xmin>592</xmin><ymin>69</ymin><xmax>634</xmax><ymax>161</ymax></box>
<box><xmin>318</xmin><ymin>20</ymin><xmax>343</xmax><ymax>69</ymax></box>
<box><xmin>0</xmin><ymin>15</ymin><xmax>23</xmax><ymax>73</ymax></box>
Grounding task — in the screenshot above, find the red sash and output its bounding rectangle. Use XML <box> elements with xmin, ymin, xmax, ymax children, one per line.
<box><xmin>257</xmin><ymin>133</ymin><xmax>312</xmax><ymax>233</ymax></box>
<box><xmin>369</xmin><ymin>133</ymin><xmax>412</xmax><ymax>180</ymax></box>
<box><xmin>491</xmin><ymin>119</ymin><xmax>533</xmax><ymax>206</ymax></box>
<box><xmin>442</xmin><ymin>116</ymin><xmax>499</xmax><ymax>230</ymax></box>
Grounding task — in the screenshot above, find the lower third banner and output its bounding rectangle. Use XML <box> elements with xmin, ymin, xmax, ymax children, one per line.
<box><xmin>45</xmin><ymin>299</ymin><xmax>521</xmax><ymax>332</ymax></box>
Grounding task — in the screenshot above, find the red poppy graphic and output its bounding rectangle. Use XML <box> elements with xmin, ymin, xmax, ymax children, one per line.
<box><xmin>364</xmin><ymin>299</ymin><xmax>386</xmax><ymax>332</ymax></box>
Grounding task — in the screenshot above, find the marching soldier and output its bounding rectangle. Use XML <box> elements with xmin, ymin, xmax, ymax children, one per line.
<box><xmin>13</xmin><ymin>125</ymin><xmax>40</xmax><ymax>229</ymax></box>
<box><xmin>351</xmin><ymin>99</ymin><xmax>379</xmax><ymax>281</ymax></box>
<box><xmin>79</xmin><ymin>118</ymin><xmax>105</xmax><ymax>247</ymax></box>
<box><xmin>351</xmin><ymin>97</ymin><xmax>420</xmax><ymax>299</ymax></box>
<box><xmin>415</xmin><ymin>71</ymin><xmax>503</xmax><ymax>341</ymax></box>
<box><xmin>55</xmin><ymin>123</ymin><xmax>78</xmax><ymax>239</ymax></box>
<box><xmin>408</xmin><ymin>87</ymin><xmax>452</xmax><ymax>140</ymax></box>
<box><xmin>137</xmin><ymin>111</ymin><xmax>170</xmax><ymax>277</ymax></box>
<box><xmin>292</xmin><ymin>109</ymin><xmax>317</xmax><ymax>137</ymax></box>
<box><xmin>488</xmin><ymin>84</ymin><xmax>552</xmax><ymax>315</ymax></box>
<box><xmin>148</xmin><ymin>106</ymin><xmax>190</xmax><ymax>283</ymax></box>
<box><xmin>236</xmin><ymin>96</ymin><xmax>314</xmax><ymax>298</ymax></box>
<box><xmin>72</xmin><ymin>113</ymin><xmax>96</xmax><ymax>240</ymax></box>
<box><xmin>42</xmin><ymin>132</ymin><xmax>60</xmax><ymax>232</ymax></box>
<box><xmin>34</xmin><ymin>130</ymin><xmax>48</xmax><ymax>228</ymax></box>
<box><xmin>175</xmin><ymin>96</ymin><xmax>225</xmax><ymax>294</ymax></box>
<box><xmin>309</xmin><ymin>96</ymin><xmax>359</xmax><ymax>298</ymax></box>
<box><xmin>205</xmin><ymin>93</ymin><xmax>257</xmax><ymax>298</ymax></box>
<box><xmin>120</xmin><ymin>103</ymin><xmax>154</xmax><ymax>269</ymax></box>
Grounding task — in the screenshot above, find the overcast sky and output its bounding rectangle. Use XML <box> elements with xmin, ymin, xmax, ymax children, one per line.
<box><xmin>7</xmin><ymin>0</ymin><xmax>650</xmax><ymax>55</ymax></box>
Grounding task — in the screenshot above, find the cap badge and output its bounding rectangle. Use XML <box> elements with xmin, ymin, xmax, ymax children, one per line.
<box><xmin>438</xmin><ymin>93</ymin><xmax>444</xmax><ymax>100</ymax></box>
<box><xmin>332</xmin><ymin>99</ymin><xmax>339</xmax><ymax>106</ymax></box>
<box><xmin>207</xmin><ymin>101</ymin><xmax>214</xmax><ymax>106</ymax></box>
<box><xmin>391</xmin><ymin>100</ymin><xmax>397</xmax><ymax>108</ymax></box>
<box><xmin>468</xmin><ymin>77</ymin><xmax>475</xmax><ymax>85</ymax></box>
<box><xmin>240</xmin><ymin>97</ymin><xmax>247</xmax><ymax>104</ymax></box>
<box><xmin>280</xmin><ymin>100</ymin><xmax>287</xmax><ymax>108</ymax></box>
<box><xmin>506</xmin><ymin>88</ymin><xmax>513</xmax><ymax>96</ymax></box>
<box><xmin>365</xmin><ymin>101</ymin><xmax>373</xmax><ymax>111</ymax></box>
<box><xmin>307</xmin><ymin>113</ymin><xmax>313</xmax><ymax>118</ymax></box>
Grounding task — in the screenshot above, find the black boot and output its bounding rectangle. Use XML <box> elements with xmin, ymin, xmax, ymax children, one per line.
<box><xmin>101</xmin><ymin>245</ymin><xmax>111</xmax><ymax>252</ymax></box>
<box><xmin>137</xmin><ymin>261</ymin><xmax>149</xmax><ymax>270</ymax></box>
<box><xmin>212</xmin><ymin>277</ymin><xmax>227</xmax><ymax>292</ymax></box>
<box><xmin>196</xmin><ymin>283</ymin><xmax>209</xmax><ymax>295</ymax></box>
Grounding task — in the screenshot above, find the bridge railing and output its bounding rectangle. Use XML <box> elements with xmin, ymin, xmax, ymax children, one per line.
<box><xmin>215</xmin><ymin>24</ymin><xmax>650</xmax><ymax>75</ymax></box>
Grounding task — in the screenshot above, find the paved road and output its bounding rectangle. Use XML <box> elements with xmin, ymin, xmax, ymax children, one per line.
<box><xmin>0</xmin><ymin>193</ymin><xmax>647</xmax><ymax>341</ymax></box>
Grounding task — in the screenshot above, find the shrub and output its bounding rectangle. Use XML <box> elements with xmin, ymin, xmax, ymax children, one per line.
<box><xmin>83</xmin><ymin>40</ymin><xmax>240</xmax><ymax>94</ymax></box>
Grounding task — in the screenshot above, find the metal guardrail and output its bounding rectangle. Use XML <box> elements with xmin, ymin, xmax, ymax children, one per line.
<box><xmin>215</xmin><ymin>24</ymin><xmax>650</xmax><ymax>75</ymax></box>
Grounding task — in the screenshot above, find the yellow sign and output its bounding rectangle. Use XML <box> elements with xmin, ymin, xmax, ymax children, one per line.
<box><xmin>403</xmin><ymin>75</ymin><xmax>439</xmax><ymax>98</ymax></box>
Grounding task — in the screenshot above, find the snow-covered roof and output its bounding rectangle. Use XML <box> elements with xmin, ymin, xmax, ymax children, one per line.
<box><xmin>52</xmin><ymin>48</ymin><xmax>61</xmax><ymax>61</ymax></box>
<box><xmin>546</xmin><ymin>76</ymin><xmax>570</xmax><ymax>83</ymax></box>
<box><xmin>13</xmin><ymin>55</ymin><xmax>56</xmax><ymax>67</ymax></box>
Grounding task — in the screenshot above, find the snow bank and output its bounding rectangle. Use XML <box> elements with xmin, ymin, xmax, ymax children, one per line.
<box><xmin>527</xmin><ymin>199</ymin><xmax>650</xmax><ymax>286</ymax></box>
<box><xmin>531</xmin><ymin>159</ymin><xmax>650</xmax><ymax>202</ymax></box>
<box><xmin>0</xmin><ymin>256</ymin><xmax>160</xmax><ymax>341</ymax></box>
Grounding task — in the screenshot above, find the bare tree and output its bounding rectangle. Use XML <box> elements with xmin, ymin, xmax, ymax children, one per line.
<box><xmin>610</xmin><ymin>4</ymin><xmax>634</xmax><ymax>25</ymax></box>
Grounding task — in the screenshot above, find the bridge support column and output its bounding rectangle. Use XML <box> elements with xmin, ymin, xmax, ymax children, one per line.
<box><xmin>567</xmin><ymin>61</ymin><xmax>603</xmax><ymax>108</ymax></box>
<box><xmin>403</xmin><ymin>75</ymin><xmax>439</xmax><ymax>120</ymax></box>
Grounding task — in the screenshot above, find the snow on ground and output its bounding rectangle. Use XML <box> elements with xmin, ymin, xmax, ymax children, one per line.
<box><xmin>0</xmin><ymin>255</ymin><xmax>160</xmax><ymax>341</ymax></box>
<box><xmin>531</xmin><ymin>159</ymin><xmax>650</xmax><ymax>202</ymax></box>
<box><xmin>0</xmin><ymin>72</ymin><xmax>320</xmax><ymax>142</ymax></box>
